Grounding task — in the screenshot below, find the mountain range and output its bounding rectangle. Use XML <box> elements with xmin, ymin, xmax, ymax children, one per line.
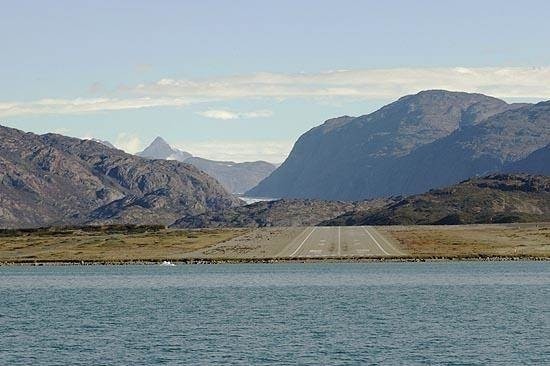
<box><xmin>175</xmin><ymin>174</ymin><xmax>550</xmax><ymax>228</ymax></box>
<box><xmin>1</xmin><ymin>90</ymin><xmax>548</xmax><ymax>229</ymax></box>
<box><xmin>136</xmin><ymin>137</ymin><xmax>276</xmax><ymax>194</ymax></box>
<box><xmin>0</xmin><ymin>125</ymin><xmax>240</xmax><ymax>228</ymax></box>
<box><xmin>248</xmin><ymin>90</ymin><xmax>549</xmax><ymax>200</ymax></box>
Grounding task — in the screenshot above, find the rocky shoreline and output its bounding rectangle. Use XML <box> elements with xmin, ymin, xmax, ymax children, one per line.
<box><xmin>2</xmin><ymin>254</ymin><xmax>549</xmax><ymax>266</ymax></box>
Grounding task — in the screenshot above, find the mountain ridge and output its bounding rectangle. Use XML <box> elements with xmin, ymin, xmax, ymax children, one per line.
<box><xmin>322</xmin><ymin>174</ymin><xmax>550</xmax><ymax>226</ymax></box>
<box><xmin>248</xmin><ymin>90</ymin><xmax>546</xmax><ymax>200</ymax></box>
<box><xmin>137</xmin><ymin>138</ymin><xmax>277</xmax><ymax>194</ymax></box>
<box><xmin>171</xmin><ymin>198</ymin><xmax>393</xmax><ymax>228</ymax></box>
<box><xmin>173</xmin><ymin>174</ymin><xmax>550</xmax><ymax>228</ymax></box>
<box><xmin>0</xmin><ymin>125</ymin><xmax>240</xmax><ymax>228</ymax></box>
<box><xmin>137</xmin><ymin>136</ymin><xmax>193</xmax><ymax>161</ymax></box>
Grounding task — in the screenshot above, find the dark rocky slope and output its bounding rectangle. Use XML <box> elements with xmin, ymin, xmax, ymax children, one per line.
<box><xmin>505</xmin><ymin>144</ymin><xmax>550</xmax><ymax>175</ymax></box>
<box><xmin>172</xmin><ymin>198</ymin><xmax>392</xmax><ymax>228</ymax></box>
<box><xmin>0</xmin><ymin>126</ymin><xmax>240</xmax><ymax>228</ymax></box>
<box><xmin>248</xmin><ymin>90</ymin><xmax>538</xmax><ymax>200</ymax></box>
<box><xmin>322</xmin><ymin>174</ymin><xmax>550</xmax><ymax>226</ymax></box>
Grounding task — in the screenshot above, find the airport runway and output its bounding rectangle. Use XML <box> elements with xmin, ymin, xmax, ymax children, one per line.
<box><xmin>276</xmin><ymin>226</ymin><xmax>404</xmax><ymax>258</ymax></box>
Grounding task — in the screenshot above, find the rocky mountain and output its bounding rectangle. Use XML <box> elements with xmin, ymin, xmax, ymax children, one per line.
<box><xmin>136</xmin><ymin>136</ymin><xmax>192</xmax><ymax>161</ymax></box>
<box><xmin>505</xmin><ymin>144</ymin><xmax>550</xmax><ymax>175</ymax></box>
<box><xmin>137</xmin><ymin>137</ymin><xmax>277</xmax><ymax>194</ymax></box>
<box><xmin>172</xmin><ymin>198</ymin><xmax>392</xmax><ymax>228</ymax></box>
<box><xmin>322</xmin><ymin>174</ymin><xmax>550</xmax><ymax>225</ymax></box>
<box><xmin>0</xmin><ymin>125</ymin><xmax>240</xmax><ymax>229</ymax></box>
<box><xmin>248</xmin><ymin>90</ymin><xmax>545</xmax><ymax>200</ymax></box>
<box><xmin>184</xmin><ymin>157</ymin><xmax>276</xmax><ymax>194</ymax></box>
<box><xmin>378</xmin><ymin>101</ymin><xmax>550</xmax><ymax>197</ymax></box>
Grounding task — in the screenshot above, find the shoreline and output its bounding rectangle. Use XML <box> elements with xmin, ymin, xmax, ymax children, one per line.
<box><xmin>2</xmin><ymin>254</ymin><xmax>549</xmax><ymax>266</ymax></box>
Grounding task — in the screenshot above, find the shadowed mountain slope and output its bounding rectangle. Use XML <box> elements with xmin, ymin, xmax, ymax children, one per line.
<box><xmin>376</xmin><ymin>101</ymin><xmax>550</xmax><ymax>197</ymax></box>
<box><xmin>505</xmin><ymin>144</ymin><xmax>550</xmax><ymax>175</ymax></box>
<box><xmin>248</xmin><ymin>90</ymin><xmax>538</xmax><ymax>200</ymax></box>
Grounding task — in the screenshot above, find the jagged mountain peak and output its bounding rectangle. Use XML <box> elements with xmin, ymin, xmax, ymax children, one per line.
<box><xmin>137</xmin><ymin>136</ymin><xmax>192</xmax><ymax>161</ymax></box>
<box><xmin>135</xmin><ymin>136</ymin><xmax>276</xmax><ymax>194</ymax></box>
<box><xmin>151</xmin><ymin>136</ymin><xmax>170</xmax><ymax>146</ymax></box>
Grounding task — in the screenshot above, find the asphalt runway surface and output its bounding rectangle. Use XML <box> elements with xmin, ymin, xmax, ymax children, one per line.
<box><xmin>276</xmin><ymin>226</ymin><xmax>404</xmax><ymax>258</ymax></box>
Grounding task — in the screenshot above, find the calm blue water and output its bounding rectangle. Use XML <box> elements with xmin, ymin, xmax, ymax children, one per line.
<box><xmin>1</xmin><ymin>262</ymin><xmax>549</xmax><ymax>365</ymax></box>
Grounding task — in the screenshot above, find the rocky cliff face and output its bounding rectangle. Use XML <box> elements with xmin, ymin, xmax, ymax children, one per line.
<box><xmin>137</xmin><ymin>137</ymin><xmax>277</xmax><ymax>194</ymax></box>
<box><xmin>0</xmin><ymin>126</ymin><xmax>240</xmax><ymax>228</ymax></box>
<box><xmin>377</xmin><ymin>101</ymin><xmax>550</xmax><ymax>197</ymax></box>
<box><xmin>248</xmin><ymin>90</ymin><xmax>543</xmax><ymax>200</ymax></box>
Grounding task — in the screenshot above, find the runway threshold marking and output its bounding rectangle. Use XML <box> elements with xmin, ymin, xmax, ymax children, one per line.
<box><xmin>289</xmin><ymin>227</ymin><xmax>317</xmax><ymax>257</ymax></box>
<box><xmin>361</xmin><ymin>226</ymin><xmax>391</xmax><ymax>255</ymax></box>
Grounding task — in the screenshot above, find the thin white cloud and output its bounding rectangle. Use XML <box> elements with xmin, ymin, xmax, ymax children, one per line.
<box><xmin>2</xmin><ymin>67</ymin><xmax>550</xmax><ymax>117</ymax></box>
<box><xmin>133</xmin><ymin>67</ymin><xmax>550</xmax><ymax>101</ymax></box>
<box><xmin>0</xmin><ymin>97</ymin><xmax>191</xmax><ymax>118</ymax></box>
<box><xmin>174</xmin><ymin>140</ymin><xmax>293</xmax><ymax>163</ymax></box>
<box><xmin>114</xmin><ymin>133</ymin><xmax>142</xmax><ymax>154</ymax></box>
<box><xmin>196</xmin><ymin>109</ymin><xmax>273</xmax><ymax>120</ymax></box>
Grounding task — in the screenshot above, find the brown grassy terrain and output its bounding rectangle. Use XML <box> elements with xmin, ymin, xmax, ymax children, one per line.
<box><xmin>0</xmin><ymin>227</ymin><xmax>248</xmax><ymax>263</ymax></box>
<box><xmin>1</xmin><ymin>223</ymin><xmax>549</xmax><ymax>263</ymax></box>
<box><xmin>379</xmin><ymin>223</ymin><xmax>550</xmax><ymax>257</ymax></box>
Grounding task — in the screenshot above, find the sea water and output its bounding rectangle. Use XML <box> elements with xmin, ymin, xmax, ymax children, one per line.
<box><xmin>1</xmin><ymin>262</ymin><xmax>549</xmax><ymax>365</ymax></box>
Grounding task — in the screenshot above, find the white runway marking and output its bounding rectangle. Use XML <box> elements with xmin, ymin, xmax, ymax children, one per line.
<box><xmin>361</xmin><ymin>226</ymin><xmax>391</xmax><ymax>255</ymax></box>
<box><xmin>290</xmin><ymin>227</ymin><xmax>317</xmax><ymax>257</ymax></box>
<box><xmin>372</xmin><ymin>229</ymin><xmax>405</xmax><ymax>255</ymax></box>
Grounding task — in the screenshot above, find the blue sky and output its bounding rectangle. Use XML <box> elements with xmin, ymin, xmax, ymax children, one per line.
<box><xmin>2</xmin><ymin>0</ymin><xmax>550</xmax><ymax>162</ymax></box>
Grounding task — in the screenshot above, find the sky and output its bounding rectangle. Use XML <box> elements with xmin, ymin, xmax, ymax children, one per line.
<box><xmin>2</xmin><ymin>0</ymin><xmax>550</xmax><ymax>163</ymax></box>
